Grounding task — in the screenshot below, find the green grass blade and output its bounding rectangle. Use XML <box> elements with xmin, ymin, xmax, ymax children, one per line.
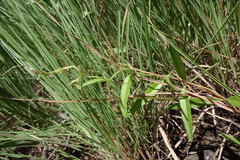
<box><xmin>141</xmin><ymin>0</ymin><xmax>153</xmax><ymax>71</ymax></box>
<box><xmin>117</xmin><ymin>10</ymin><xmax>121</xmax><ymax>62</ymax></box>
<box><xmin>220</xmin><ymin>134</ymin><xmax>240</xmax><ymax>146</ymax></box>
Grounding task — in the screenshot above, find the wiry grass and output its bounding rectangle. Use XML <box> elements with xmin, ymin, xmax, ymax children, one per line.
<box><xmin>0</xmin><ymin>0</ymin><xmax>240</xmax><ymax>159</ymax></box>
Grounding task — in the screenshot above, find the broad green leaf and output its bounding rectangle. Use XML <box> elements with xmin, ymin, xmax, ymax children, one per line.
<box><xmin>82</xmin><ymin>78</ymin><xmax>106</xmax><ymax>88</ymax></box>
<box><xmin>179</xmin><ymin>94</ymin><xmax>193</xmax><ymax>141</ymax></box>
<box><xmin>169</xmin><ymin>46</ymin><xmax>186</xmax><ymax>80</ymax></box>
<box><xmin>165</xmin><ymin>98</ymin><xmax>214</xmax><ymax>110</ymax></box>
<box><xmin>120</xmin><ymin>75</ymin><xmax>132</xmax><ymax>117</ymax></box>
<box><xmin>145</xmin><ymin>81</ymin><xmax>164</xmax><ymax>94</ymax></box>
<box><xmin>220</xmin><ymin>134</ymin><xmax>240</xmax><ymax>146</ymax></box>
<box><xmin>227</xmin><ymin>96</ymin><xmax>240</xmax><ymax>108</ymax></box>
<box><xmin>130</xmin><ymin>80</ymin><xmax>164</xmax><ymax>114</ymax></box>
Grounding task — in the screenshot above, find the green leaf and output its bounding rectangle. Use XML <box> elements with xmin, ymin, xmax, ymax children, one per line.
<box><xmin>227</xmin><ymin>96</ymin><xmax>240</xmax><ymax>108</ymax></box>
<box><xmin>120</xmin><ymin>75</ymin><xmax>132</xmax><ymax>117</ymax></box>
<box><xmin>130</xmin><ymin>79</ymin><xmax>164</xmax><ymax>114</ymax></box>
<box><xmin>169</xmin><ymin>46</ymin><xmax>187</xmax><ymax>80</ymax></box>
<box><xmin>179</xmin><ymin>94</ymin><xmax>193</xmax><ymax>141</ymax></box>
<box><xmin>141</xmin><ymin>0</ymin><xmax>154</xmax><ymax>71</ymax></box>
<box><xmin>165</xmin><ymin>98</ymin><xmax>214</xmax><ymax>110</ymax></box>
<box><xmin>220</xmin><ymin>134</ymin><xmax>240</xmax><ymax>146</ymax></box>
<box><xmin>165</xmin><ymin>74</ymin><xmax>178</xmax><ymax>91</ymax></box>
<box><xmin>82</xmin><ymin>78</ymin><xmax>106</xmax><ymax>88</ymax></box>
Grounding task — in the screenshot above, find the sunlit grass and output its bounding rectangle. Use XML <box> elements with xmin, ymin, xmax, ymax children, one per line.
<box><xmin>0</xmin><ymin>0</ymin><xmax>239</xmax><ymax>159</ymax></box>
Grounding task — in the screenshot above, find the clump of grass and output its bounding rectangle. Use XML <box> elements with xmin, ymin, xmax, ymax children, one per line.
<box><xmin>0</xmin><ymin>0</ymin><xmax>239</xmax><ymax>159</ymax></box>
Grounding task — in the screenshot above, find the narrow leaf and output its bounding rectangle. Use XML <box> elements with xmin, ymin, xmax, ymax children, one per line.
<box><xmin>227</xmin><ymin>96</ymin><xmax>240</xmax><ymax>108</ymax></box>
<box><xmin>169</xmin><ymin>46</ymin><xmax>187</xmax><ymax>80</ymax></box>
<box><xmin>165</xmin><ymin>97</ymin><xmax>214</xmax><ymax>110</ymax></box>
<box><xmin>220</xmin><ymin>134</ymin><xmax>240</xmax><ymax>146</ymax></box>
<box><xmin>179</xmin><ymin>94</ymin><xmax>193</xmax><ymax>141</ymax></box>
<box><xmin>120</xmin><ymin>75</ymin><xmax>132</xmax><ymax>117</ymax></box>
<box><xmin>82</xmin><ymin>78</ymin><xmax>106</xmax><ymax>88</ymax></box>
<box><xmin>165</xmin><ymin>74</ymin><xmax>178</xmax><ymax>91</ymax></box>
<box><xmin>130</xmin><ymin>80</ymin><xmax>164</xmax><ymax>114</ymax></box>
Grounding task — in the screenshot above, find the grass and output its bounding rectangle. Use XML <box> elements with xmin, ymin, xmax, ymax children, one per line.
<box><xmin>0</xmin><ymin>0</ymin><xmax>240</xmax><ymax>159</ymax></box>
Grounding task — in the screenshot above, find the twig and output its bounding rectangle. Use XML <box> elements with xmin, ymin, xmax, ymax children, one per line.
<box><xmin>1</xmin><ymin>65</ymin><xmax>22</xmax><ymax>76</ymax></box>
<box><xmin>194</xmin><ymin>108</ymin><xmax>240</xmax><ymax>129</ymax></box>
<box><xmin>138</xmin><ymin>149</ymin><xmax>147</xmax><ymax>160</ymax></box>
<box><xmin>212</xmin><ymin>106</ymin><xmax>217</xmax><ymax>126</ymax></box>
<box><xmin>216</xmin><ymin>124</ymin><xmax>232</xmax><ymax>160</ymax></box>
<box><xmin>158</xmin><ymin>125</ymin><xmax>179</xmax><ymax>160</ymax></box>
